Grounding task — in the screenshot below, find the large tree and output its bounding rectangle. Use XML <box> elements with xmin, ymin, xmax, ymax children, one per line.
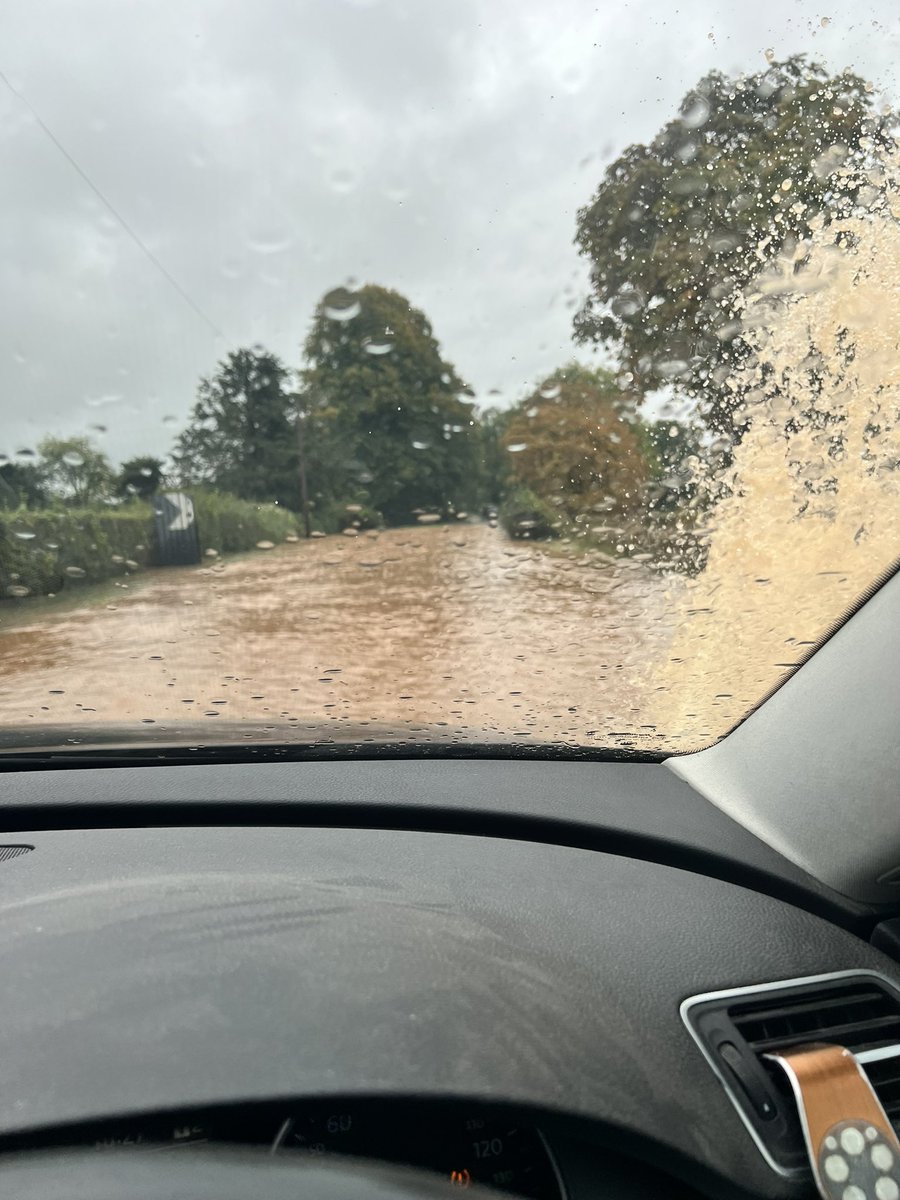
<box><xmin>37</xmin><ymin>436</ymin><xmax>113</xmax><ymax>506</ymax></box>
<box><xmin>573</xmin><ymin>56</ymin><xmax>895</xmax><ymax>434</ymax></box>
<box><xmin>501</xmin><ymin>364</ymin><xmax>650</xmax><ymax>521</ymax></box>
<box><xmin>302</xmin><ymin>284</ymin><xmax>482</xmax><ymax>523</ymax></box>
<box><xmin>172</xmin><ymin>348</ymin><xmax>299</xmax><ymax>509</ymax></box>
<box><xmin>116</xmin><ymin>456</ymin><xmax>165</xmax><ymax>501</ymax></box>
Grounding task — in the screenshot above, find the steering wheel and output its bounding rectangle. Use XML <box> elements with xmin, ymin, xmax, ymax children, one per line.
<box><xmin>0</xmin><ymin>1146</ymin><xmax>511</xmax><ymax>1199</ymax></box>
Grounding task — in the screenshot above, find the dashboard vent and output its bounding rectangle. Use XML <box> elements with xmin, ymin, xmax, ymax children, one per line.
<box><xmin>0</xmin><ymin>844</ymin><xmax>33</xmax><ymax>864</ymax></box>
<box><xmin>682</xmin><ymin>972</ymin><xmax>900</xmax><ymax>1177</ymax></box>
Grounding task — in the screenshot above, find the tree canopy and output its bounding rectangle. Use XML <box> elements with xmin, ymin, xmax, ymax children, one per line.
<box><xmin>117</xmin><ymin>456</ymin><xmax>165</xmax><ymax>501</ymax></box>
<box><xmin>171</xmin><ymin>348</ymin><xmax>299</xmax><ymax>510</ymax></box>
<box><xmin>501</xmin><ymin>364</ymin><xmax>649</xmax><ymax>522</ymax></box>
<box><xmin>573</xmin><ymin>55</ymin><xmax>895</xmax><ymax>433</ymax></box>
<box><xmin>37</xmin><ymin>436</ymin><xmax>114</xmax><ymax>506</ymax></box>
<box><xmin>302</xmin><ymin>284</ymin><xmax>482</xmax><ymax>523</ymax></box>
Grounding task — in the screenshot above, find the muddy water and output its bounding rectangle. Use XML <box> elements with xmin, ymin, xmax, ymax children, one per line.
<box><xmin>0</xmin><ymin>524</ymin><xmax>685</xmax><ymax>751</ymax></box>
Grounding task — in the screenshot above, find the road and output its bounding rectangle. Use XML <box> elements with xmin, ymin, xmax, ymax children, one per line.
<box><xmin>0</xmin><ymin>523</ymin><xmax>684</xmax><ymax>752</ymax></box>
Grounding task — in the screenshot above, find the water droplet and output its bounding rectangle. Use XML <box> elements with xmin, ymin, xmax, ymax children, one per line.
<box><xmin>11</xmin><ymin>524</ymin><xmax>36</xmax><ymax>541</ymax></box>
<box><xmin>363</xmin><ymin>337</ymin><xmax>394</xmax><ymax>356</ymax></box>
<box><xmin>255</xmin><ymin>540</ymin><xmax>275</xmax><ymax>550</ymax></box>
<box><xmin>248</xmin><ymin>232</ymin><xmax>293</xmax><ymax>256</ymax></box>
<box><xmin>62</xmin><ymin>451</ymin><xmax>85</xmax><ymax>467</ymax></box>
<box><xmin>820</xmin><ymin>15</ymin><xmax>830</xmax><ymax>27</ymax></box>
<box><xmin>15</xmin><ymin>447</ymin><xmax>35</xmax><ymax>459</ymax></box>
<box><xmin>411</xmin><ymin>440</ymin><xmax>431</xmax><ymax>451</ymax></box>
<box><xmin>655</xmin><ymin>358</ymin><xmax>690</xmax><ymax>380</ymax></box>
<box><xmin>417</xmin><ymin>513</ymin><xmax>441</xmax><ymax>524</ymax></box>
<box><xmin>84</xmin><ymin>393</ymin><xmax>123</xmax><ymax>409</ymax></box>
<box><xmin>506</xmin><ymin>443</ymin><xmax>528</xmax><ymax>453</ymax></box>
<box><xmin>323</xmin><ymin>288</ymin><xmax>361</xmax><ymax>322</ymax></box>
<box><xmin>5</xmin><ymin>584</ymin><xmax>29</xmax><ymax>598</ymax></box>
<box><xmin>64</xmin><ymin>566</ymin><xmax>86</xmax><ymax>578</ymax></box>
<box><xmin>611</xmin><ymin>285</ymin><xmax>646</xmax><ymax>317</ymax></box>
<box><xmin>680</xmin><ymin>93</ymin><xmax>711</xmax><ymax>128</ymax></box>
<box><xmin>764</xmin><ymin>47</ymin><xmax>775</xmax><ymax>63</ymax></box>
<box><xmin>539</xmin><ymin>382</ymin><xmax>561</xmax><ymax>399</ymax></box>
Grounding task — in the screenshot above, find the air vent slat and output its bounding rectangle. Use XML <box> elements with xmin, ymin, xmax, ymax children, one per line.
<box><xmin>744</xmin><ymin>1014</ymin><xmax>900</xmax><ymax>1054</ymax></box>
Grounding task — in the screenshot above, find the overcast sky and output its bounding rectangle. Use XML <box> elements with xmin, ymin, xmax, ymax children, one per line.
<box><xmin>1</xmin><ymin>0</ymin><xmax>897</xmax><ymax>467</ymax></box>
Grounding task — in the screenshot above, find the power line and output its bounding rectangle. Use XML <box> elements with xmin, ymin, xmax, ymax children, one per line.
<box><xmin>0</xmin><ymin>67</ymin><xmax>224</xmax><ymax>339</ymax></box>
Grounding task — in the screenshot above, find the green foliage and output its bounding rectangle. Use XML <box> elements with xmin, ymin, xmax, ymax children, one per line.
<box><xmin>501</xmin><ymin>364</ymin><xmax>650</xmax><ymax>522</ymax></box>
<box><xmin>172</xmin><ymin>348</ymin><xmax>300</xmax><ymax>510</ymax></box>
<box><xmin>1</xmin><ymin>492</ymin><xmax>298</xmax><ymax>600</ymax></box>
<box><xmin>302</xmin><ymin>284</ymin><xmax>484</xmax><ymax>524</ymax></box>
<box><xmin>472</xmin><ymin>406</ymin><xmax>513</xmax><ymax>507</ymax></box>
<box><xmin>37</xmin><ymin>436</ymin><xmax>114</xmax><ymax>506</ymax></box>
<box><xmin>499</xmin><ymin>486</ymin><xmax>560</xmax><ymax>540</ymax></box>
<box><xmin>0</xmin><ymin>461</ymin><xmax>48</xmax><ymax>510</ymax></box>
<box><xmin>117</xmin><ymin>456</ymin><xmax>165</xmax><ymax>500</ymax></box>
<box><xmin>573</xmin><ymin>55</ymin><xmax>896</xmax><ymax>434</ymax></box>
<box><xmin>189</xmin><ymin>491</ymin><xmax>298</xmax><ymax>554</ymax></box>
<box><xmin>0</xmin><ymin>506</ymin><xmax>155</xmax><ymax>598</ymax></box>
<box><xmin>310</xmin><ymin>498</ymin><xmax>383</xmax><ymax>534</ymax></box>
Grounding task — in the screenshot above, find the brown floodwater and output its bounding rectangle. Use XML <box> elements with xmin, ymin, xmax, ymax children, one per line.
<box><xmin>0</xmin><ymin>524</ymin><xmax>687</xmax><ymax>752</ymax></box>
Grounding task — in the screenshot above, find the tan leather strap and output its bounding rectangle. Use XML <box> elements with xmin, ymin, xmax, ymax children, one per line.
<box><xmin>768</xmin><ymin>1043</ymin><xmax>900</xmax><ymax>1200</ymax></box>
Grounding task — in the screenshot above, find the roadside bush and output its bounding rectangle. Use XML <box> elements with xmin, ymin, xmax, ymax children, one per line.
<box><xmin>499</xmin><ymin>487</ymin><xmax>561</xmax><ymax>540</ymax></box>
<box><xmin>190</xmin><ymin>491</ymin><xmax>298</xmax><ymax>554</ymax></box>
<box><xmin>0</xmin><ymin>492</ymin><xmax>299</xmax><ymax>600</ymax></box>
<box><xmin>310</xmin><ymin>498</ymin><xmax>384</xmax><ymax>534</ymax></box>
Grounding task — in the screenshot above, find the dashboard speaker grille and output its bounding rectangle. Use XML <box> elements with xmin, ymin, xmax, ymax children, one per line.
<box><xmin>0</xmin><ymin>845</ymin><xmax>34</xmax><ymax>863</ymax></box>
<box><xmin>682</xmin><ymin>971</ymin><xmax>900</xmax><ymax>1177</ymax></box>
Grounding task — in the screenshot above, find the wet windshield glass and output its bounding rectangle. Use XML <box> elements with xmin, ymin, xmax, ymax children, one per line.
<box><xmin>0</xmin><ymin>2</ymin><xmax>898</xmax><ymax>754</ymax></box>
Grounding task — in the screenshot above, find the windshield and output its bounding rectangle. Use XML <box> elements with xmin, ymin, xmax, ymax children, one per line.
<box><xmin>1</xmin><ymin>2</ymin><xmax>898</xmax><ymax>756</ymax></box>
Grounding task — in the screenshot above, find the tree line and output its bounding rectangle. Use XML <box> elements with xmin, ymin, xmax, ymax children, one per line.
<box><xmin>2</xmin><ymin>56</ymin><xmax>891</xmax><ymax>543</ymax></box>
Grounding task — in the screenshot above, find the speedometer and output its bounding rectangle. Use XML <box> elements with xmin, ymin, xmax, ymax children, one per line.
<box><xmin>272</xmin><ymin>1100</ymin><xmax>563</xmax><ymax>1198</ymax></box>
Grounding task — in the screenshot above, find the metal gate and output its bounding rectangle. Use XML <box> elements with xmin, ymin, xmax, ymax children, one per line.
<box><xmin>153</xmin><ymin>493</ymin><xmax>200</xmax><ymax>566</ymax></box>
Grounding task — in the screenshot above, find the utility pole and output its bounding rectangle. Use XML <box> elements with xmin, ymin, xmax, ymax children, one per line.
<box><xmin>296</xmin><ymin>405</ymin><xmax>311</xmax><ymax>539</ymax></box>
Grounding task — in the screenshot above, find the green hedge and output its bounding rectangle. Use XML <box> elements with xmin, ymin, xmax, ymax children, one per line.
<box><xmin>0</xmin><ymin>492</ymin><xmax>299</xmax><ymax>600</ymax></box>
<box><xmin>499</xmin><ymin>486</ymin><xmax>561</xmax><ymax>540</ymax></box>
<box><xmin>189</xmin><ymin>491</ymin><xmax>298</xmax><ymax>554</ymax></box>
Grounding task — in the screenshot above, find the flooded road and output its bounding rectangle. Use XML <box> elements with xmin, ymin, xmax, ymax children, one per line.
<box><xmin>0</xmin><ymin>524</ymin><xmax>684</xmax><ymax>752</ymax></box>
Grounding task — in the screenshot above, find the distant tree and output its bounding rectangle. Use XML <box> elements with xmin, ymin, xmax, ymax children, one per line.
<box><xmin>573</xmin><ymin>55</ymin><xmax>896</xmax><ymax>435</ymax></box>
<box><xmin>501</xmin><ymin>364</ymin><xmax>649</xmax><ymax>521</ymax></box>
<box><xmin>37</xmin><ymin>436</ymin><xmax>113</xmax><ymax>506</ymax></box>
<box><xmin>116</xmin><ymin>456</ymin><xmax>165</xmax><ymax>501</ymax></box>
<box><xmin>0</xmin><ymin>461</ymin><xmax>48</xmax><ymax>510</ymax></box>
<box><xmin>302</xmin><ymin>284</ymin><xmax>482</xmax><ymax>523</ymax></box>
<box><xmin>171</xmin><ymin>348</ymin><xmax>299</xmax><ymax>509</ymax></box>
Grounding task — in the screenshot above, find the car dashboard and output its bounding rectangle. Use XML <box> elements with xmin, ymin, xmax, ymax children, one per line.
<box><xmin>1</xmin><ymin>757</ymin><xmax>899</xmax><ymax>1200</ymax></box>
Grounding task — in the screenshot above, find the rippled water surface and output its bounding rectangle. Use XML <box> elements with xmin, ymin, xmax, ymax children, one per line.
<box><xmin>0</xmin><ymin>525</ymin><xmax>688</xmax><ymax>751</ymax></box>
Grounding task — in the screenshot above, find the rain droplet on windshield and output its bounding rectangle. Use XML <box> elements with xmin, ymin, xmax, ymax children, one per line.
<box><xmin>679</xmin><ymin>93</ymin><xmax>711</xmax><ymax>128</ymax></box>
<box><xmin>322</xmin><ymin>288</ymin><xmax>361</xmax><ymax>322</ymax></box>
